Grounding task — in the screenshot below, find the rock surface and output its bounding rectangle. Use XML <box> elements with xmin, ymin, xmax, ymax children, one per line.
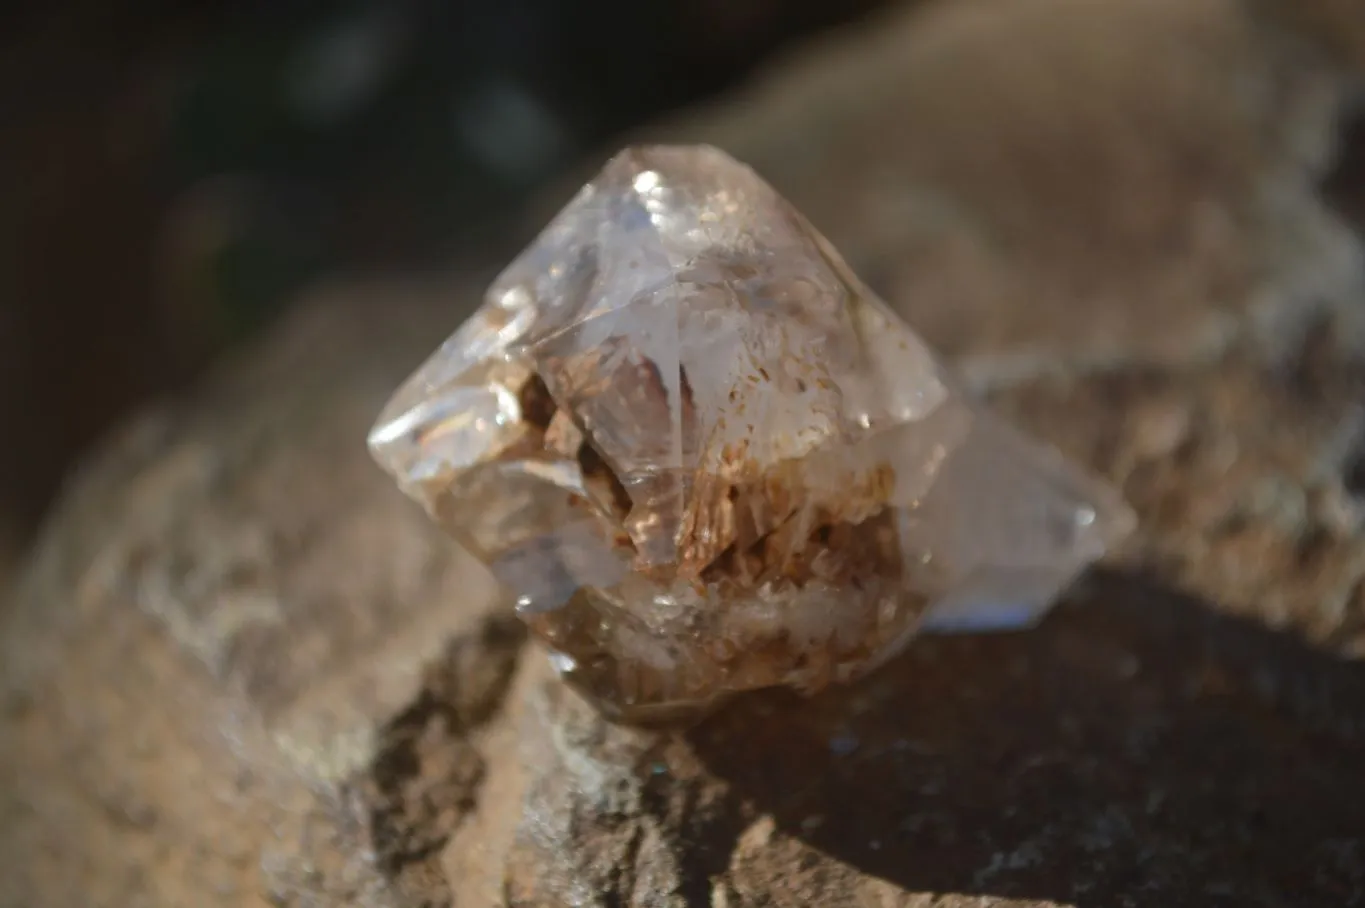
<box><xmin>5</xmin><ymin>0</ymin><xmax>1365</xmax><ymax>906</ymax></box>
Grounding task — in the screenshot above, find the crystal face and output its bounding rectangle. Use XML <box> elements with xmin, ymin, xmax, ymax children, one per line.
<box><xmin>369</xmin><ymin>145</ymin><xmax>1135</xmax><ymax>723</ymax></box>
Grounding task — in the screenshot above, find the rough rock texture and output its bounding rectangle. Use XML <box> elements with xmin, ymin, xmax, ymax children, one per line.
<box><xmin>5</xmin><ymin>0</ymin><xmax>1365</xmax><ymax>906</ymax></box>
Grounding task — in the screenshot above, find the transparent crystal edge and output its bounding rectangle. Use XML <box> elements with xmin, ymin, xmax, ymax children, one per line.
<box><xmin>360</xmin><ymin>142</ymin><xmax>1142</xmax><ymax>720</ymax></box>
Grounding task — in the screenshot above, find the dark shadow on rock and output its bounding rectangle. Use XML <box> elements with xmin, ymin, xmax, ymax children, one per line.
<box><xmin>688</xmin><ymin>568</ymin><xmax>1365</xmax><ymax>907</ymax></box>
<box><xmin>365</xmin><ymin>614</ymin><xmax>527</xmax><ymax>905</ymax></box>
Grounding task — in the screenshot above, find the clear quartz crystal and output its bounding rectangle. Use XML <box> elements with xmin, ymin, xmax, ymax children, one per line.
<box><xmin>369</xmin><ymin>145</ymin><xmax>1135</xmax><ymax>723</ymax></box>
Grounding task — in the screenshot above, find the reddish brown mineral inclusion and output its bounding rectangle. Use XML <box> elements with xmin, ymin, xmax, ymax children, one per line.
<box><xmin>368</xmin><ymin>145</ymin><xmax>1134</xmax><ymax>723</ymax></box>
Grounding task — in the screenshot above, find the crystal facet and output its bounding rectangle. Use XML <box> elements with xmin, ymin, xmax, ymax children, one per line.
<box><xmin>369</xmin><ymin>145</ymin><xmax>1135</xmax><ymax>723</ymax></box>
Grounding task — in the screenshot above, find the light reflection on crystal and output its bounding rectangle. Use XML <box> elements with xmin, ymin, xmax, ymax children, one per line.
<box><xmin>368</xmin><ymin>144</ymin><xmax>1135</xmax><ymax>723</ymax></box>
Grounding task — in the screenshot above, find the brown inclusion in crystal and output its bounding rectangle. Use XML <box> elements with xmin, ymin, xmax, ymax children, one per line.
<box><xmin>509</xmin><ymin>364</ymin><xmax>919</xmax><ymax>722</ymax></box>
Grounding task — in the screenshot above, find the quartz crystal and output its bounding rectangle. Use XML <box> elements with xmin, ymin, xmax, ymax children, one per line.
<box><xmin>369</xmin><ymin>145</ymin><xmax>1135</xmax><ymax>723</ymax></box>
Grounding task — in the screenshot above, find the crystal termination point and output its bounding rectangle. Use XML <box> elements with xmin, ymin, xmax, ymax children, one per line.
<box><xmin>369</xmin><ymin>145</ymin><xmax>1135</xmax><ymax>723</ymax></box>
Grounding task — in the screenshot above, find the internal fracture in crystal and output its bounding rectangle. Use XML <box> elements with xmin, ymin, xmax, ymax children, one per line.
<box><xmin>369</xmin><ymin>145</ymin><xmax>1135</xmax><ymax>723</ymax></box>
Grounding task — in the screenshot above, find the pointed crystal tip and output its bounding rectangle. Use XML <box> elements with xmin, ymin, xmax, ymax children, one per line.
<box><xmin>368</xmin><ymin>144</ymin><xmax>1135</xmax><ymax>723</ymax></box>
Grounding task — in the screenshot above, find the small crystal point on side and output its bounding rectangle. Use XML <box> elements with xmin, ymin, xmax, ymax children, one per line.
<box><xmin>368</xmin><ymin>143</ymin><xmax>1135</xmax><ymax>723</ymax></box>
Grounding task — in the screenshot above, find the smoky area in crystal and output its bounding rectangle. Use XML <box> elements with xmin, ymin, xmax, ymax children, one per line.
<box><xmin>368</xmin><ymin>145</ymin><xmax>1135</xmax><ymax>724</ymax></box>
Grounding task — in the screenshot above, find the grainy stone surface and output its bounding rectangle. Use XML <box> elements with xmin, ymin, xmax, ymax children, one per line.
<box><xmin>5</xmin><ymin>0</ymin><xmax>1365</xmax><ymax>906</ymax></box>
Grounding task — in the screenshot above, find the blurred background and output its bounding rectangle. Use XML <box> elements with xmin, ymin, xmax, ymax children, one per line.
<box><xmin>0</xmin><ymin>0</ymin><xmax>897</xmax><ymax>573</ymax></box>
